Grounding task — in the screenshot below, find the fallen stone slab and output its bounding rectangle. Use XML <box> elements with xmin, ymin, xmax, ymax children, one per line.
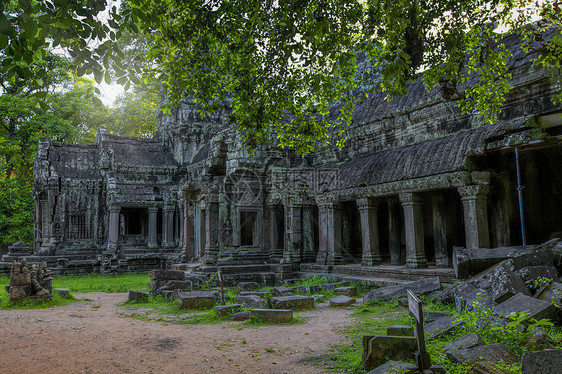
<box><xmin>230</xmin><ymin>311</ymin><xmax>251</xmax><ymax>321</ymax></box>
<box><xmin>423</xmin><ymin>310</ymin><xmax>450</xmax><ymax>323</ymax></box>
<box><xmin>233</xmin><ymin>295</ymin><xmax>267</xmax><ymax>309</ymax></box>
<box><xmin>386</xmin><ymin>325</ymin><xmax>414</xmax><ymax>337</ymax></box>
<box><xmin>363</xmin><ymin>277</ymin><xmax>441</xmax><ymax>302</ymax></box>
<box><xmin>155</xmin><ymin>280</ymin><xmax>193</xmax><ymax>294</ymax></box>
<box><xmin>493</xmin><ymin>293</ymin><xmax>557</xmax><ymax>322</ymax></box>
<box><xmin>334</xmin><ymin>286</ymin><xmax>357</xmax><ymax>296</ymax></box>
<box><xmin>251</xmin><ymin>309</ymin><xmax>293</xmax><ymax>323</ymax></box>
<box><xmin>240</xmin><ymin>291</ymin><xmax>269</xmax><ymax>297</ymax></box>
<box><xmin>320</xmin><ymin>282</ymin><xmax>350</xmax><ymax>291</ymax></box>
<box><xmin>366</xmin><ymin>360</ymin><xmax>417</xmax><ymax>374</ymax></box>
<box><xmin>445</xmin><ymin>343</ymin><xmax>517</xmax><ymax>366</ymax></box>
<box><xmin>268</xmin><ymin>295</ymin><xmax>314</xmax><ymax>309</ymax></box>
<box><xmin>542</xmin><ymin>282</ymin><xmax>562</xmax><ymax>306</ymax></box>
<box><xmin>149</xmin><ymin>269</ymin><xmax>186</xmax><ymax>281</ymax></box>
<box><xmin>330</xmin><ymin>295</ymin><xmax>356</xmax><ymax>307</ymax></box>
<box><xmin>524</xmin><ymin>328</ymin><xmax>556</xmax><ymax>351</ymax></box>
<box><xmin>54</xmin><ymin>288</ymin><xmax>70</xmax><ymax>297</ymax></box>
<box><xmin>442</xmin><ymin>333</ymin><xmax>483</xmax><ymax>352</ymax></box>
<box><xmin>273</xmin><ymin>286</ymin><xmax>293</xmax><ymax>296</ymax></box>
<box><xmin>425</xmin><ymin>315</ymin><xmax>461</xmax><ymax>339</ymax></box>
<box><xmin>362</xmin><ymin>335</ymin><xmax>417</xmax><ymax>372</ymax></box>
<box><xmin>128</xmin><ymin>290</ymin><xmax>148</xmax><ymax>302</ymax></box>
<box><xmin>470</xmin><ymin>260</ymin><xmax>531</xmax><ymax>303</ymax></box>
<box><xmin>311</xmin><ymin>294</ymin><xmax>325</xmax><ymax>301</ymax></box>
<box><xmin>177</xmin><ymin>291</ymin><xmax>216</xmax><ymax>309</ymax></box>
<box><xmin>214</xmin><ymin>304</ymin><xmax>241</xmax><ymax>317</ymax></box>
<box><xmin>521</xmin><ymin>349</ymin><xmax>562</xmax><ymax>374</ymax></box>
<box><xmin>237</xmin><ymin>282</ymin><xmax>260</xmax><ymax>291</ymax></box>
<box><xmin>453</xmin><ymin>242</ymin><xmax>557</xmax><ymax>279</ymax></box>
<box><xmin>515</xmin><ymin>266</ymin><xmax>559</xmax><ymax>287</ymax></box>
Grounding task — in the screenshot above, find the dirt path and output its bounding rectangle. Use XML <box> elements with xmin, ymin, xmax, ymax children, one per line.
<box><xmin>0</xmin><ymin>293</ymin><xmax>354</xmax><ymax>374</ymax></box>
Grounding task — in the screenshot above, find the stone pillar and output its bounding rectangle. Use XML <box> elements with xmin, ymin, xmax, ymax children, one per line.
<box><xmin>107</xmin><ymin>204</ymin><xmax>121</xmax><ymax>253</ymax></box>
<box><xmin>357</xmin><ymin>198</ymin><xmax>382</xmax><ymax>266</ymax></box>
<box><xmin>432</xmin><ymin>194</ymin><xmax>449</xmax><ymax>267</ymax></box>
<box><xmin>301</xmin><ymin>206</ymin><xmax>317</xmax><ymax>263</ymax></box>
<box><xmin>182</xmin><ymin>201</ymin><xmax>195</xmax><ymax>260</ymax></box>
<box><xmin>40</xmin><ymin>199</ymin><xmax>50</xmax><ymax>248</ymax></box>
<box><xmin>388</xmin><ymin>199</ymin><xmax>401</xmax><ymax>265</ymax></box>
<box><xmin>284</xmin><ymin>202</ymin><xmax>302</xmax><ymax>264</ymax></box>
<box><xmin>162</xmin><ymin>205</ymin><xmax>175</xmax><ymax>248</ymax></box>
<box><xmin>458</xmin><ymin>185</ymin><xmax>490</xmax><ymax>249</ymax></box>
<box><xmin>399</xmin><ymin>193</ymin><xmax>427</xmax><ymax>268</ymax></box>
<box><xmin>147</xmin><ymin>206</ymin><xmax>158</xmax><ymax>249</ymax></box>
<box><xmin>316</xmin><ymin>202</ymin><xmax>343</xmax><ymax>265</ymax></box>
<box><xmin>202</xmin><ymin>198</ymin><xmax>219</xmax><ymax>264</ymax></box>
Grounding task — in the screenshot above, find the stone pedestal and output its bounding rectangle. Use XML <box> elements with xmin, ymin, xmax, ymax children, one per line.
<box><xmin>357</xmin><ymin>198</ymin><xmax>382</xmax><ymax>266</ymax></box>
<box><xmin>399</xmin><ymin>193</ymin><xmax>427</xmax><ymax>268</ymax></box>
<box><xmin>458</xmin><ymin>185</ymin><xmax>490</xmax><ymax>250</ymax></box>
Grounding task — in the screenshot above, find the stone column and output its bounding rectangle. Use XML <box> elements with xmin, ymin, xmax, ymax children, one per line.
<box><xmin>161</xmin><ymin>205</ymin><xmax>174</xmax><ymax>248</ymax></box>
<box><xmin>202</xmin><ymin>198</ymin><xmax>219</xmax><ymax>264</ymax></box>
<box><xmin>284</xmin><ymin>201</ymin><xmax>302</xmax><ymax>264</ymax></box>
<box><xmin>399</xmin><ymin>192</ymin><xmax>427</xmax><ymax>268</ymax></box>
<box><xmin>316</xmin><ymin>202</ymin><xmax>343</xmax><ymax>265</ymax></box>
<box><xmin>357</xmin><ymin>198</ymin><xmax>382</xmax><ymax>266</ymax></box>
<box><xmin>40</xmin><ymin>199</ymin><xmax>50</xmax><ymax>248</ymax></box>
<box><xmin>458</xmin><ymin>185</ymin><xmax>490</xmax><ymax>249</ymax></box>
<box><xmin>301</xmin><ymin>206</ymin><xmax>317</xmax><ymax>263</ymax></box>
<box><xmin>107</xmin><ymin>204</ymin><xmax>121</xmax><ymax>253</ymax></box>
<box><xmin>147</xmin><ymin>206</ymin><xmax>158</xmax><ymax>249</ymax></box>
<box><xmin>388</xmin><ymin>199</ymin><xmax>401</xmax><ymax>265</ymax></box>
<box><xmin>432</xmin><ymin>194</ymin><xmax>449</xmax><ymax>267</ymax></box>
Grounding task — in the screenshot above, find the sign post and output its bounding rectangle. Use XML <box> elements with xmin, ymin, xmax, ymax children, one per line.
<box><xmin>407</xmin><ymin>289</ymin><xmax>432</xmax><ymax>373</ymax></box>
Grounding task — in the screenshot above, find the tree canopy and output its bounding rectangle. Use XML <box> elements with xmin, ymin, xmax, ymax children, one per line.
<box><xmin>2</xmin><ymin>1</ymin><xmax>561</xmax><ymax>154</ymax></box>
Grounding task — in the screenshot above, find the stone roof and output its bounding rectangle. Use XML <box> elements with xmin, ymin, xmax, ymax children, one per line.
<box><xmin>338</xmin><ymin>117</ymin><xmax>532</xmax><ymax>189</ymax></box>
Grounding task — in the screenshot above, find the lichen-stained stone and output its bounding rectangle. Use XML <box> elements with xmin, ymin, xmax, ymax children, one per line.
<box><xmin>268</xmin><ymin>295</ymin><xmax>315</xmax><ymax>309</ymax></box>
<box><xmin>177</xmin><ymin>291</ymin><xmax>216</xmax><ymax>309</ymax></box>
<box><xmin>128</xmin><ymin>290</ymin><xmax>149</xmax><ymax>301</ymax></box>
<box><xmin>233</xmin><ymin>295</ymin><xmax>267</xmax><ymax>309</ymax></box>
<box><xmin>214</xmin><ymin>304</ymin><xmax>241</xmax><ymax>317</ymax></box>
<box><xmin>521</xmin><ymin>349</ymin><xmax>562</xmax><ymax>374</ymax></box>
<box><xmin>361</xmin><ymin>335</ymin><xmax>417</xmax><ymax>372</ymax></box>
<box><xmin>334</xmin><ymin>286</ymin><xmax>357</xmax><ymax>296</ymax></box>
<box><xmin>493</xmin><ymin>293</ymin><xmax>557</xmax><ymax>322</ymax></box>
<box><xmin>386</xmin><ymin>325</ymin><xmax>414</xmax><ymax>337</ymax></box>
<box><xmin>445</xmin><ymin>343</ymin><xmax>518</xmax><ymax>366</ymax></box>
<box><xmin>442</xmin><ymin>333</ymin><xmax>483</xmax><ymax>352</ymax></box>
<box><xmin>330</xmin><ymin>295</ymin><xmax>356</xmax><ymax>307</ymax></box>
<box><xmin>250</xmin><ymin>309</ymin><xmax>293</xmax><ymax>323</ymax></box>
<box><xmin>363</xmin><ymin>277</ymin><xmax>441</xmax><ymax>302</ymax></box>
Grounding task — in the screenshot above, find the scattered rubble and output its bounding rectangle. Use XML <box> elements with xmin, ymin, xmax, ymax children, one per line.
<box><xmin>5</xmin><ymin>259</ymin><xmax>53</xmax><ymax>300</ymax></box>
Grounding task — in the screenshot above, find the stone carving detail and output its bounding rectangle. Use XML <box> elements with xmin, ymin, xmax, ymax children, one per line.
<box><xmin>6</xmin><ymin>259</ymin><xmax>53</xmax><ymax>300</ymax></box>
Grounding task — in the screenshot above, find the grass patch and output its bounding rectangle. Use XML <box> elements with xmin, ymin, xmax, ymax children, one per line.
<box><xmin>328</xmin><ymin>300</ymin><xmax>412</xmax><ymax>373</ymax></box>
<box><xmin>0</xmin><ymin>290</ymin><xmax>76</xmax><ymax>310</ymax></box>
<box><xmin>286</xmin><ymin>275</ymin><xmax>334</xmax><ymax>287</ymax></box>
<box><xmin>52</xmin><ymin>272</ymin><xmax>150</xmax><ymax>293</ymax></box>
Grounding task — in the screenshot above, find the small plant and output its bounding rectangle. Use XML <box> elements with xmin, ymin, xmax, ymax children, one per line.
<box><xmin>264</xmin><ymin>347</ymin><xmax>275</xmax><ymax>353</ymax></box>
<box><xmin>241</xmin><ymin>338</ymin><xmax>247</xmax><ymax>344</ymax></box>
<box><xmin>531</xmin><ymin>276</ymin><xmax>552</xmax><ymax>292</ymax></box>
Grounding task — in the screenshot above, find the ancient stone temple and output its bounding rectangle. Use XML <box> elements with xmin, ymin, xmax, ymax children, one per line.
<box><xmin>15</xmin><ymin>33</ymin><xmax>562</xmax><ymax>277</ymax></box>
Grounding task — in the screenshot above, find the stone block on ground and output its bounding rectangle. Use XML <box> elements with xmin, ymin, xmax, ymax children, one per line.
<box><xmin>424</xmin><ymin>315</ymin><xmax>461</xmax><ymax>339</ymax></box>
<box><xmin>493</xmin><ymin>293</ymin><xmax>557</xmax><ymax>322</ymax></box>
<box><xmin>366</xmin><ymin>360</ymin><xmax>417</xmax><ymax>374</ymax></box>
<box><xmin>240</xmin><ymin>291</ymin><xmax>268</xmax><ymax>297</ymax></box>
<box><xmin>273</xmin><ymin>286</ymin><xmax>293</xmax><ymax>296</ymax></box>
<box><xmin>268</xmin><ymin>295</ymin><xmax>314</xmax><ymax>309</ymax></box>
<box><xmin>386</xmin><ymin>325</ymin><xmax>414</xmax><ymax>337</ymax></box>
<box><xmin>521</xmin><ymin>349</ymin><xmax>562</xmax><ymax>374</ymax></box>
<box><xmin>470</xmin><ymin>260</ymin><xmax>531</xmax><ymax>303</ymax></box>
<box><xmin>214</xmin><ymin>304</ymin><xmax>241</xmax><ymax>317</ymax></box>
<box><xmin>334</xmin><ymin>286</ymin><xmax>357</xmax><ymax>296</ymax></box>
<box><xmin>149</xmin><ymin>270</ymin><xmax>186</xmax><ymax>281</ymax></box>
<box><xmin>311</xmin><ymin>294</ymin><xmax>325</xmax><ymax>301</ymax></box>
<box><xmin>155</xmin><ymin>280</ymin><xmax>193</xmax><ymax>293</ymax></box>
<box><xmin>363</xmin><ymin>277</ymin><xmax>441</xmax><ymax>302</ymax></box>
<box><xmin>250</xmin><ymin>309</ymin><xmax>293</xmax><ymax>323</ymax></box>
<box><xmin>237</xmin><ymin>282</ymin><xmax>260</xmax><ymax>291</ymax></box>
<box><xmin>362</xmin><ymin>335</ymin><xmax>417</xmax><ymax>372</ymax></box>
<box><xmin>230</xmin><ymin>311</ymin><xmax>251</xmax><ymax>321</ymax></box>
<box><xmin>233</xmin><ymin>295</ymin><xmax>267</xmax><ymax>309</ymax></box>
<box><xmin>423</xmin><ymin>310</ymin><xmax>450</xmax><ymax>323</ymax></box>
<box><xmin>515</xmin><ymin>266</ymin><xmax>559</xmax><ymax>287</ymax></box>
<box><xmin>542</xmin><ymin>282</ymin><xmax>562</xmax><ymax>306</ymax></box>
<box><xmin>54</xmin><ymin>288</ymin><xmax>69</xmax><ymax>297</ymax></box>
<box><xmin>445</xmin><ymin>343</ymin><xmax>517</xmax><ymax>366</ymax></box>
<box><xmin>524</xmin><ymin>328</ymin><xmax>556</xmax><ymax>351</ymax></box>
<box><xmin>442</xmin><ymin>333</ymin><xmax>483</xmax><ymax>352</ymax></box>
<box><xmin>9</xmin><ymin>285</ymin><xmax>29</xmax><ymax>300</ymax></box>
<box><xmin>177</xmin><ymin>291</ymin><xmax>216</xmax><ymax>309</ymax></box>
<box><xmin>128</xmin><ymin>290</ymin><xmax>148</xmax><ymax>301</ymax></box>
<box><xmin>330</xmin><ymin>295</ymin><xmax>356</xmax><ymax>307</ymax></box>
<box><xmin>453</xmin><ymin>243</ymin><xmax>556</xmax><ymax>279</ymax></box>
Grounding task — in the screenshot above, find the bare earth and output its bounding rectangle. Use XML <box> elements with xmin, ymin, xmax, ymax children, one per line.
<box><xmin>0</xmin><ymin>293</ymin><xmax>354</xmax><ymax>374</ymax></box>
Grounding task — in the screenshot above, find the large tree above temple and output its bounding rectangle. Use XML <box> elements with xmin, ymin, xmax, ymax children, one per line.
<box><xmin>2</xmin><ymin>0</ymin><xmax>561</xmax><ymax>154</ymax></box>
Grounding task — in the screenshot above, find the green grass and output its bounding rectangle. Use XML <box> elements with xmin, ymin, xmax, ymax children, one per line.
<box><xmin>286</xmin><ymin>275</ymin><xmax>334</xmax><ymax>287</ymax></box>
<box><xmin>52</xmin><ymin>272</ymin><xmax>150</xmax><ymax>293</ymax></box>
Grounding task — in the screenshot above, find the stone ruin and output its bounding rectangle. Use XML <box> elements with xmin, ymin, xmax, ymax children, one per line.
<box><xmin>0</xmin><ymin>31</ymin><xmax>561</xmax><ymax>282</ymax></box>
<box><xmin>5</xmin><ymin>259</ymin><xmax>53</xmax><ymax>301</ymax></box>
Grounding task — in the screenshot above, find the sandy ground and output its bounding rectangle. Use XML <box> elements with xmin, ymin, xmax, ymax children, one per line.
<box><xmin>0</xmin><ymin>293</ymin><xmax>354</xmax><ymax>374</ymax></box>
